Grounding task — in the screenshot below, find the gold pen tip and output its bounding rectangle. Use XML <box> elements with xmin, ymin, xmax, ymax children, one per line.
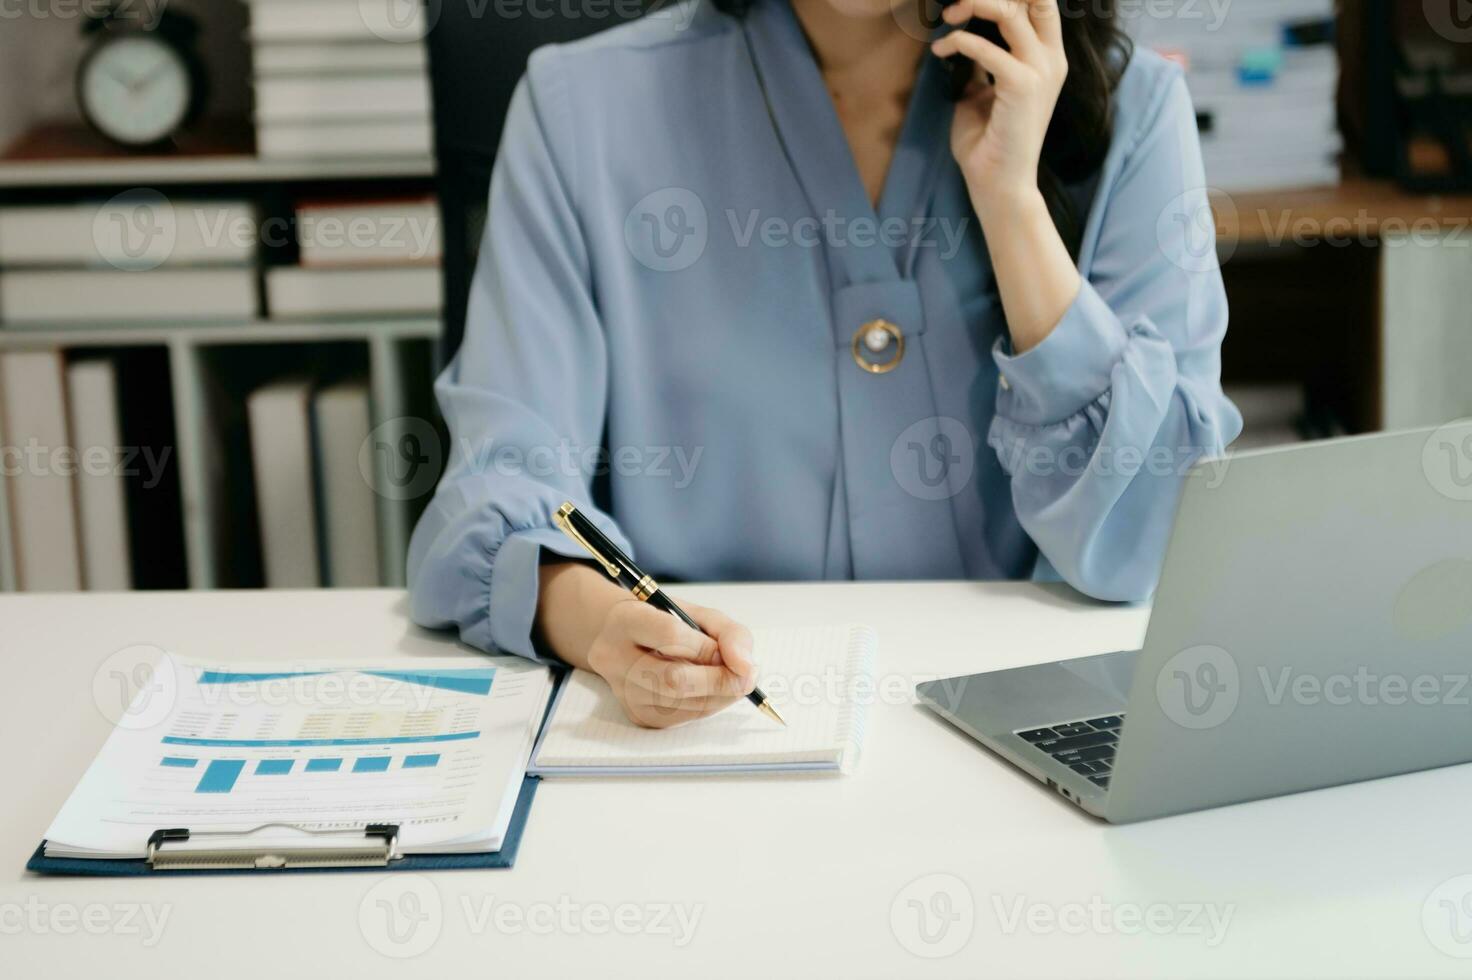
<box><xmin>758</xmin><ymin>701</ymin><xmax>787</xmax><ymax>727</ymax></box>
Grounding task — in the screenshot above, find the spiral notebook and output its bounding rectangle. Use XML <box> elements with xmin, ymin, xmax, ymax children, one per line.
<box><xmin>530</xmin><ymin>624</ymin><xmax>878</xmax><ymax>775</ymax></box>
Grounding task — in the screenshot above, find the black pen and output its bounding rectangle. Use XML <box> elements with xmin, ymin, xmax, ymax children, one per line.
<box><xmin>553</xmin><ymin>502</ymin><xmax>786</xmax><ymax>726</ymax></box>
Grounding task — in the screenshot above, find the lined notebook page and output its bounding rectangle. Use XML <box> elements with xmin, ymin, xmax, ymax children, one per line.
<box><xmin>533</xmin><ymin>625</ymin><xmax>878</xmax><ymax>773</ymax></box>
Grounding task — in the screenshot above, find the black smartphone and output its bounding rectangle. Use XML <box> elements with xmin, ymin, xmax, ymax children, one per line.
<box><xmin>940</xmin><ymin>1</ymin><xmax>1008</xmax><ymax>101</ymax></box>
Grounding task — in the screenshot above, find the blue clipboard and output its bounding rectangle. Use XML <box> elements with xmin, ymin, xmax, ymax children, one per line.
<box><xmin>26</xmin><ymin>775</ymin><xmax>539</xmax><ymax>876</ymax></box>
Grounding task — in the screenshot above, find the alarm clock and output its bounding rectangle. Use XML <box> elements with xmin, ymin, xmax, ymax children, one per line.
<box><xmin>76</xmin><ymin>6</ymin><xmax>208</xmax><ymax>149</ymax></box>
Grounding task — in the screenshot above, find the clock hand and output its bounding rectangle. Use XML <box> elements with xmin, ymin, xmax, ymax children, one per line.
<box><xmin>105</xmin><ymin>66</ymin><xmax>136</xmax><ymax>92</ymax></box>
<box><xmin>131</xmin><ymin>56</ymin><xmax>175</xmax><ymax>93</ymax></box>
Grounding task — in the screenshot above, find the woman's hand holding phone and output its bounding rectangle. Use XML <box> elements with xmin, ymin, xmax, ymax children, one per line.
<box><xmin>932</xmin><ymin>0</ymin><xmax>1081</xmax><ymax>354</ymax></box>
<box><xmin>932</xmin><ymin>0</ymin><xmax>1068</xmax><ymax>215</ymax></box>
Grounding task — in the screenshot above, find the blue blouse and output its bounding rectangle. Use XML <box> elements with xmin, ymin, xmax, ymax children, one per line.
<box><xmin>407</xmin><ymin>0</ymin><xmax>1242</xmax><ymax>662</ymax></box>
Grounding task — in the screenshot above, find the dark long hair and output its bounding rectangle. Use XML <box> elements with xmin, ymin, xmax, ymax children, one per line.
<box><xmin>711</xmin><ymin>0</ymin><xmax>1132</xmax><ymax>257</ymax></box>
<box><xmin>1035</xmin><ymin>0</ymin><xmax>1132</xmax><ymax>255</ymax></box>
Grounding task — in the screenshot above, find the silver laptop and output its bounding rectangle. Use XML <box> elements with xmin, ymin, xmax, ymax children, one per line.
<box><xmin>917</xmin><ymin>422</ymin><xmax>1472</xmax><ymax>822</ymax></box>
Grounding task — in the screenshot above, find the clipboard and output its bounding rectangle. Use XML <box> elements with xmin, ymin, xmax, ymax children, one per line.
<box><xmin>26</xmin><ymin>775</ymin><xmax>539</xmax><ymax>876</ymax></box>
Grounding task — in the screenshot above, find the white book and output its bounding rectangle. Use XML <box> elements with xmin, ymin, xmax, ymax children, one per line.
<box><xmin>531</xmin><ymin>625</ymin><xmax>879</xmax><ymax>775</ymax></box>
<box><xmin>253</xmin><ymin>74</ymin><xmax>431</xmax><ymax>122</ymax></box>
<box><xmin>252</xmin><ymin>41</ymin><xmax>428</xmax><ymax>75</ymax></box>
<box><xmin>1185</xmin><ymin>64</ymin><xmax>1339</xmax><ymax>106</ymax></box>
<box><xmin>0</xmin><ymin>268</ymin><xmax>257</xmax><ymax>324</ymax></box>
<box><xmin>0</xmin><ymin>351</ymin><xmax>82</xmax><ymax>591</ymax></box>
<box><xmin>1200</xmin><ymin>104</ymin><xmax>1338</xmax><ymax>143</ymax></box>
<box><xmin>0</xmin><ymin>201</ymin><xmax>258</xmax><ymax>268</ymax></box>
<box><xmin>1131</xmin><ymin>0</ymin><xmax>1332</xmax><ymax>48</ymax></box>
<box><xmin>1201</xmin><ymin>158</ymin><xmax>1340</xmax><ymax>193</ymax></box>
<box><xmin>245</xmin><ymin>0</ymin><xmax>430</xmax><ymax>43</ymax></box>
<box><xmin>255</xmin><ymin>118</ymin><xmax>432</xmax><ymax>159</ymax></box>
<box><xmin>265</xmin><ymin>265</ymin><xmax>440</xmax><ymax>319</ymax></box>
<box><xmin>297</xmin><ymin>197</ymin><xmax>441</xmax><ymax>267</ymax></box>
<box><xmin>247</xmin><ymin>379</ymin><xmax>320</xmax><ymax>588</ymax></box>
<box><xmin>42</xmin><ymin>654</ymin><xmax>553</xmax><ymax>861</ymax></box>
<box><xmin>65</xmin><ymin>359</ymin><xmax>132</xmax><ymax>591</ymax></box>
<box><xmin>312</xmin><ymin>380</ymin><xmax>380</xmax><ymax>587</ymax></box>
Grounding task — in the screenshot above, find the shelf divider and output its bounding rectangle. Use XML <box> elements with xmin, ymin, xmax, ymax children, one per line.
<box><xmin>0</xmin><ymin>417</ymin><xmax>15</xmax><ymax>591</ymax></box>
<box><xmin>166</xmin><ymin>338</ymin><xmax>217</xmax><ymax>590</ymax></box>
<box><xmin>369</xmin><ymin>334</ymin><xmax>412</xmax><ymax>588</ymax></box>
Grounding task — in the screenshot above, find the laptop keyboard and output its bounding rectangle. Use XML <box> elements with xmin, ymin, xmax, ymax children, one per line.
<box><xmin>1015</xmin><ymin>714</ymin><xmax>1125</xmax><ymax>790</ymax></box>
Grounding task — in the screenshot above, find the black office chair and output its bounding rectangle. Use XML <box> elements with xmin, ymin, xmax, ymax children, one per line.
<box><xmin>425</xmin><ymin>1</ymin><xmax>656</xmax><ymax>362</ymax></box>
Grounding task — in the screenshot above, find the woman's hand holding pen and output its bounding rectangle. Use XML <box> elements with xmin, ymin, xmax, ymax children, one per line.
<box><xmin>931</xmin><ymin>0</ymin><xmax>1081</xmax><ymax>354</ymax></box>
<box><xmin>591</xmin><ymin>599</ymin><xmax>760</xmax><ymax>729</ymax></box>
<box><xmin>538</xmin><ymin>564</ymin><xmax>759</xmax><ymax>728</ymax></box>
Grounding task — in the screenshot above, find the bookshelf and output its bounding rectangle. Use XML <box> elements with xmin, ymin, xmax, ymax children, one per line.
<box><xmin>1209</xmin><ymin>175</ymin><xmax>1472</xmax><ymax>436</ymax></box>
<box><xmin>1217</xmin><ymin>178</ymin><xmax>1472</xmax><ymax>244</ymax></box>
<box><xmin>0</xmin><ymin>318</ymin><xmax>438</xmax><ymax>589</ymax></box>
<box><xmin>0</xmin><ymin>318</ymin><xmax>439</xmax><ymax>347</ymax></box>
<box><xmin>0</xmin><ymin>316</ymin><xmax>441</xmax><ymax>593</ymax></box>
<box><xmin>0</xmin><ymin>121</ymin><xmax>434</xmax><ymax>187</ymax></box>
<box><xmin>0</xmin><ymin>192</ymin><xmax>442</xmax><ymax>596</ymax></box>
<box><xmin>0</xmin><ymin>1</ymin><xmax>443</xmax><ymax>594</ymax></box>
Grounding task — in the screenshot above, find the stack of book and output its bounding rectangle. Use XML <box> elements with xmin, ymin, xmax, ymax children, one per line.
<box><xmin>245</xmin><ymin>0</ymin><xmax>433</xmax><ymax>160</ymax></box>
<box><xmin>265</xmin><ymin>197</ymin><xmax>442</xmax><ymax>318</ymax></box>
<box><xmin>1131</xmin><ymin>0</ymin><xmax>1341</xmax><ymax>192</ymax></box>
<box><xmin>0</xmin><ymin>200</ymin><xmax>259</xmax><ymax>325</ymax></box>
<box><xmin>246</xmin><ymin>376</ymin><xmax>382</xmax><ymax>587</ymax></box>
<box><xmin>0</xmin><ymin>349</ymin><xmax>184</xmax><ymax>592</ymax></box>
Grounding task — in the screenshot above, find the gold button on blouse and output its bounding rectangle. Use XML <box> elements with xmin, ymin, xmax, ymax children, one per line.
<box><xmin>851</xmin><ymin>319</ymin><xmax>904</xmax><ymax>374</ymax></box>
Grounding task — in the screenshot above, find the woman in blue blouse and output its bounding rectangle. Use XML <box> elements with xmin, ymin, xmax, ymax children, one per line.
<box><xmin>408</xmin><ymin>0</ymin><xmax>1241</xmax><ymax>726</ymax></box>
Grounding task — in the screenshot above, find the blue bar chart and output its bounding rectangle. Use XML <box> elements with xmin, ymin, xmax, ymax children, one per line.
<box><xmin>352</xmin><ymin>756</ymin><xmax>392</xmax><ymax>773</ymax></box>
<box><xmin>197</xmin><ymin>759</ymin><xmax>245</xmax><ymax>794</ymax></box>
<box><xmin>174</xmin><ymin>750</ymin><xmax>450</xmax><ymax>793</ymax></box>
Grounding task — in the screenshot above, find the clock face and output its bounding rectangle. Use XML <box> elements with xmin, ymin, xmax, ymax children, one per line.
<box><xmin>80</xmin><ymin>35</ymin><xmax>192</xmax><ymax>147</ymax></box>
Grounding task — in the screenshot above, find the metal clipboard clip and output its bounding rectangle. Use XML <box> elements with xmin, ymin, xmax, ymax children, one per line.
<box><xmin>145</xmin><ymin>823</ymin><xmax>401</xmax><ymax>871</ymax></box>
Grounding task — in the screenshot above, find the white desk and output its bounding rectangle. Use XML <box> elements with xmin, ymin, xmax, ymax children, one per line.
<box><xmin>4</xmin><ymin>582</ymin><xmax>1470</xmax><ymax>978</ymax></box>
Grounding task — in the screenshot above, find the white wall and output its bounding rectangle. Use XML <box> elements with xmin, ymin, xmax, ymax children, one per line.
<box><xmin>1382</xmin><ymin>231</ymin><xmax>1472</xmax><ymax>429</ymax></box>
<box><xmin>0</xmin><ymin>14</ymin><xmax>38</xmax><ymax>148</ymax></box>
<box><xmin>0</xmin><ymin>0</ymin><xmax>251</xmax><ymax>152</ymax></box>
